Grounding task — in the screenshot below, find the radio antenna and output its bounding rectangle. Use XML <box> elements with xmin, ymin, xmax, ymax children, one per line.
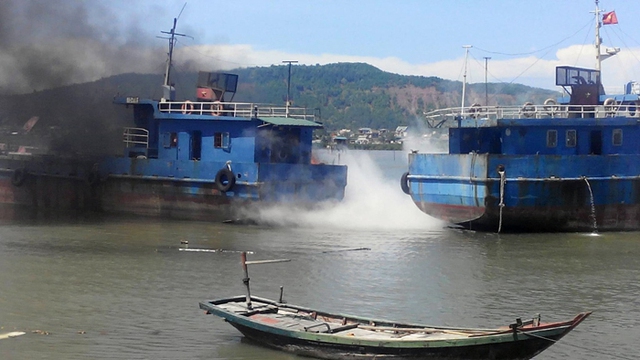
<box><xmin>158</xmin><ymin>3</ymin><xmax>192</xmax><ymax>88</ymax></box>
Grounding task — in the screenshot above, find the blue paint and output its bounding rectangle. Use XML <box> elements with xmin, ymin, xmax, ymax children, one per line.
<box><xmin>96</xmin><ymin>70</ymin><xmax>347</xmax><ymax>216</ymax></box>
<box><xmin>405</xmin><ymin>66</ymin><xmax>640</xmax><ymax>232</ymax></box>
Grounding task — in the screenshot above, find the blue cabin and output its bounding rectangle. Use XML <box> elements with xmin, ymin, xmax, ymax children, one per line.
<box><xmin>96</xmin><ymin>70</ymin><xmax>347</xmax><ymax>220</ymax></box>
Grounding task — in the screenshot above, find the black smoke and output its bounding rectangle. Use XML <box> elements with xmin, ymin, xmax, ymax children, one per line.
<box><xmin>0</xmin><ymin>0</ymin><xmax>168</xmax><ymax>94</ymax></box>
<box><xmin>0</xmin><ymin>0</ymin><xmax>179</xmax><ymax>155</ymax></box>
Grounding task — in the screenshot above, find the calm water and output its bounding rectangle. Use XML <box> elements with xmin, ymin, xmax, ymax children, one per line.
<box><xmin>1</xmin><ymin>150</ymin><xmax>638</xmax><ymax>360</ymax></box>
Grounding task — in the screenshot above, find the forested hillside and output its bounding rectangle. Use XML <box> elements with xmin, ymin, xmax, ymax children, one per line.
<box><xmin>232</xmin><ymin>63</ymin><xmax>558</xmax><ymax>131</ymax></box>
<box><xmin>0</xmin><ymin>62</ymin><xmax>557</xmax><ymax>153</ymax></box>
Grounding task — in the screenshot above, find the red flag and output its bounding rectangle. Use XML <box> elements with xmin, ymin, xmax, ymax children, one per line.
<box><xmin>602</xmin><ymin>11</ymin><xmax>618</xmax><ymax>25</ymax></box>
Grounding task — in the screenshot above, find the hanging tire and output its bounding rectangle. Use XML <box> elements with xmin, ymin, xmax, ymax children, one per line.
<box><xmin>86</xmin><ymin>170</ymin><xmax>101</xmax><ymax>186</ymax></box>
<box><xmin>215</xmin><ymin>168</ymin><xmax>236</xmax><ymax>192</ymax></box>
<box><xmin>11</xmin><ymin>168</ymin><xmax>27</xmax><ymax>187</ymax></box>
<box><xmin>400</xmin><ymin>172</ymin><xmax>410</xmax><ymax>195</ymax></box>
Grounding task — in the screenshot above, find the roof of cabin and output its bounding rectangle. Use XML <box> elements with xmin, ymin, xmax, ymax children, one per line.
<box><xmin>259</xmin><ymin>117</ymin><xmax>322</xmax><ymax>128</ymax></box>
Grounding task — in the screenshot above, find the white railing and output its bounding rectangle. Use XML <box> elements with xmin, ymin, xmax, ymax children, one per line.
<box><xmin>123</xmin><ymin>127</ymin><xmax>149</xmax><ymax>148</ymax></box>
<box><xmin>157</xmin><ymin>101</ymin><xmax>316</xmax><ymax>120</ymax></box>
<box><xmin>424</xmin><ymin>103</ymin><xmax>640</xmax><ymax>128</ymax></box>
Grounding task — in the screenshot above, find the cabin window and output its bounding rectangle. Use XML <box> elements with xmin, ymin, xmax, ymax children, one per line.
<box><xmin>214</xmin><ymin>132</ymin><xmax>230</xmax><ymax>149</ymax></box>
<box><xmin>612</xmin><ymin>129</ymin><xmax>623</xmax><ymax>146</ymax></box>
<box><xmin>162</xmin><ymin>132</ymin><xmax>178</xmax><ymax>148</ymax></box>
<box><xmin>566</xmin><ymin>130</ymin><xmax>577</xmax><ymax>147</ymax></box>
<box><xmin>546</xmin><ymin>130</ymin><xmax>557</xmax><ymax>147</ymax></box>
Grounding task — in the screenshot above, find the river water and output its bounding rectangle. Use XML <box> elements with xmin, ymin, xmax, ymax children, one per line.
<box><xmin>1</xmin><ymin>150</ymin><xmax>638</xmax><ymax>360</ymax></box>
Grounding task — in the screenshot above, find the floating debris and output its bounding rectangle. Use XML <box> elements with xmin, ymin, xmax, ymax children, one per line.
<box><xmin>179</xmin><ymin>248</ymin><xmax>218</xmax><ymax>253</ymax></box>
<box><xmin>0</xmin><ymin>331</ymin><xmax>26</xmax><ymax>340</ymax></box>
<box><xmin>178</xmin><ymin>248</ymin><xmax>253</xmax><ymax>254</ymax></box>
<box><xmin>322</xmin><ymin>247</ymin><xmax>371</xmax><ymax>253</ymax></box>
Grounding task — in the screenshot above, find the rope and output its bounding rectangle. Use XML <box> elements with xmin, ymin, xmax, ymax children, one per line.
<box><xmin>497</xmin><ymin>168</ymin><xmax>506</xmax><ymax>233</ymax></box>
<box><xmin>582</xmin><ymin>177</ymin><xmax>598</xmax><ymax>233</ymax></box>
<box><xmin>518</xmin><ymin>330</ymin><xmax>635</xmax><ymax>360</ymax></box>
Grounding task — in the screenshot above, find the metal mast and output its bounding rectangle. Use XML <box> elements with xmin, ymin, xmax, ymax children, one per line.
<box><xmin>161</xmin><ymin>17</ymin><xmax>188</xmax><ymax>88</ymax></box>
<box><xmin>461</xmin><ymin>45</ymin><xmax>472</xmax><ymax>116</ymax></box>
<box><xmin>282</xmin><ymin>60</ymin><xmax>298</xmax><ymax>117</ymax></box>
<box><xmin>595</xmin><ymin>0</ymin><xmax>603</xmax><ymax>71</ymax></box>
<box><xmin>594</xmin><ymin>0</ymin><xmax>619</xmax><ymax>72</ymax></box>
<box><xmin>484</xmin><ymin>57</ymin><xmax>491</xmax><ymax>106</ymax></box>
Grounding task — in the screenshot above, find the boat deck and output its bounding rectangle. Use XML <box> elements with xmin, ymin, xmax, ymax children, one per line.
<box><xmin>214</xmin><ymin>298</ymin><xmax>500</xmax><ymax>341</ymax></box>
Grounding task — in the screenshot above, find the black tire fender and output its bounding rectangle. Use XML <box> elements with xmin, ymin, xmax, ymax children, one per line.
<box><xmin>11</xmin><ymin>168</ymin><xmax>27</xmax><ymax>187</ymax></box>
<box><xmin>400</xmin><ymin>172</ymin><xmax>411</xmax><ymax>195</ymax></box>
<box><xmin>86</xmin><ymin>170</ymin><xmax>101</xmax><ymax>186</ymax></box>
<box><xmin>215</xmin><ymin>168</ymin><xmax>236</xmax><ymax>192</ymax></box>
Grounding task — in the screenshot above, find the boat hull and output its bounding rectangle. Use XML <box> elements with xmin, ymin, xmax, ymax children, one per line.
<box><xmin>229</xmin><ymin>321</ymin><xmax>565</xmax><ymax>360</ymax></box>
<box><xmin>0</xmin><ymin>155</ymin><xmax>347</xmax><ymax>221</ymax></box>
<box><xmin>200</xmin><ymin>296</ymin><xmax>590</xmax><ymax>360</ymax></box>
<box><xmin>407</xmin><ymin>153</ymin><xmax>640</xmax><ymax>232</ymax></box>
<box><xmin>0</xmin><ymin>155</ymin><xmax>101</xmax><ymax>212</ymax></box>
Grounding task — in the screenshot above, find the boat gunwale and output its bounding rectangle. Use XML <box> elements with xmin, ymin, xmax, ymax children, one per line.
<box><xmin>200</xmin><ymin>295</ymin><xmax>590</xmax><ymax>348</ymax></box>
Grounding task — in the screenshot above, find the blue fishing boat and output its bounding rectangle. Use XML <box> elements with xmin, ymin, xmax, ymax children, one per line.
<box><xmin>0</xmin><ymin>19</ymin><xmax>347</xmax><ymax>220</ymax></box>
<box><xmin>401</xmin><ymin>2</ymin><xmax>639</xmax><ymax>232</ymax></box>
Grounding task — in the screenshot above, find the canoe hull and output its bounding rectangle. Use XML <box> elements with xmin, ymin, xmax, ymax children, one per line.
<box><xmin>200</xmin><ymin>296</ymin><xmax>590</xmax><ymax>360</ymax></box>
<box><xmin>229</xmin><ymin>320</ymin><xmax>564</xmax><ymax>360</ymax></box>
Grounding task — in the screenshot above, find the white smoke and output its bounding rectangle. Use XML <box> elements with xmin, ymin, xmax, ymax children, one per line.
<box><xmin>242</xmin><ymin>150</ymin><xmax>443</xmax><ymax>231</ymax></box>
<box><xmin>402</xmin><ymin>116</ymin><xmax>449</xmax><ymax>154</ymax></box>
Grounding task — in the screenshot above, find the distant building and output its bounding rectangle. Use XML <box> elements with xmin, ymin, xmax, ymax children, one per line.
<box><xmin>355</xmin><ymin>135</ymin><xmax>370</xmax><ymax>144</ymax></box>
<box><xmin>331</xmin><ymin>136</ymin><xmax>348</xmax><ymax>150</ymax></box>
<box><xmin>395</xmin><ymin>126</ymin><xmax>408</xmax><ymax>139</ymax></box>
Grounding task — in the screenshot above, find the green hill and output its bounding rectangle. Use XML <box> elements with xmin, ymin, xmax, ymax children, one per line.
<box><xmin>0</xmin><ymin>63</ymin><xmax>557</xmax><ymax>154</ymax></box>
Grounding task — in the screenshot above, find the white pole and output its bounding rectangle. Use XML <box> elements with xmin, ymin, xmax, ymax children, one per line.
<box><xmin>594</xmin><ymin>0</ymin><xmax>601</xmax><ymax>71</ymax></box>
<box><xmin>461</xmin><ymin>45</ymin><xmax>472</xmax><ymax>116</ymax></box>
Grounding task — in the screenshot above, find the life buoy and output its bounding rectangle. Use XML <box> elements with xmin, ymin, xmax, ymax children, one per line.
<box><xmin>400</xmin><ymin>172</ymin><xmax>410</xmax><ymax>195</ymax></box>
<box><xmin>181</xmin><ymin>100</ymin><xmax>194</xmax><ymax>114</ymax></box>
<box><xmin>629</xmin><ymin>100</ymin><xmax>640</xmax><ymax>117</ymax></box>
<box><xmin>468</xmin><ymin>103</ymin><xmax>482</xmax><ymax>119</ymax></box>
<box><xmin>277</xmin><ymin>150</ymin><xmax>288</xmax><ymax>161</ymax></box>
<box><xmin>11</xmin><ymin>168</ymin><xmax>27</xmax><ymax>187</ymax></box>
<box><xmin>521</xmin><ymin>102</ymin><xmax>536</xmax><ymax>118</ymax></box>
<box><xmin>543</xmin><ymin>98</ymin><xmax>558</xmax><ymax>115</ymax></box>
<box><xmin>214</xmin><ymin>168</ymin><xmax>236</xmax><ymax>192</ymax></box>
<box><xmin>211</xmin><ymin>101</ymin><xmax>223</xmax><ymax>116</ymax></box>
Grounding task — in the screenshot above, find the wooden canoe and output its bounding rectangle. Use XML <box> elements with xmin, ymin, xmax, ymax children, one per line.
<box><xmin>200</xmin><ymin>295</ymin><xmax>590</xmax><ymax>360</ymax></box>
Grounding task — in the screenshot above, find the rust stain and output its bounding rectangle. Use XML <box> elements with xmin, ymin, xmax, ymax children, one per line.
<box><xmin>249</xmin><ymin>314</ymin><xmax>280</xmax><ymax>325</ymax></box>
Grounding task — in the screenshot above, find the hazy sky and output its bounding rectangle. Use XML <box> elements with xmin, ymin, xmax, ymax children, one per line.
<box><xmin>2</xmin><ymin>0</ymin><xmax>640</xmax><ymax>93</ymax></box>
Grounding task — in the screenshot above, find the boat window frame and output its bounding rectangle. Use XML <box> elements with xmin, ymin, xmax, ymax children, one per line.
<box><xmin>566</xmin><ymin>129</ymin><xmax>577</xmax><ymax>147</ymax></box>
<box><xmin>214</xmin><ymin>132</ymin><xmax>230</xmax><ymax>150</ymax></box>
<box><xmin>612</xmin><ymin>129</ymin><xmax>623</xmax><ymax>146</ymax></box>
<box><xmin>163</xmin><ymin>132</ymin><xmax>178</xmax><ymax>148</ymax></box>
<box><xmin>546</xmin><ymin>130</ymin><xmax>558</xmax><ymax>148</ymax></box>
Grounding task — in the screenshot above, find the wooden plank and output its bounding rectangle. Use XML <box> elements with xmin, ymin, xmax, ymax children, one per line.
<box><xmin>245</xmin><ymin>259</ymin><xmax>291</xmax><ymax>265</ymax></box>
